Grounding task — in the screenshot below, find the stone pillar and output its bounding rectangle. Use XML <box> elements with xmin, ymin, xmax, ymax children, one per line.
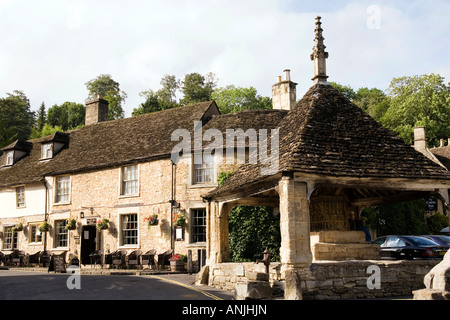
<box><xmin>279</xmin><ymin>176</ymin><xmax>312</xmax><ymax>299</ymax></box>
<box><xmin>208</xmin><ymin>201</ymin><xmax>231</xmax><ymax>265</ymax></box>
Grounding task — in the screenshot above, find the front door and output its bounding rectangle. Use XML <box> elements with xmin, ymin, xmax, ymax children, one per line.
<box><xmin>81</xmin><ymin>225</ymin><xmax>97</xmax><ymax>264</ymax></box>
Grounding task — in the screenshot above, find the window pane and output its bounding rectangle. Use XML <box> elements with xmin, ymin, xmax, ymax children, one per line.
<box><xmin>122</xmin><ymin>165</ymin><xmax>138</xmax><ymax>195</ymax></box>
<box><xmin>42</xmin><ymin>143</ymin><xmax>53</xmax><ymax>159</ymax></box>
<box><xmin>56</xmin><ymin>177</ymin><xmax>70</xmax><ymax>203</ymax></box>
<box><xmin>16</xmin><ymin>186</ymin><xmax>25</xmax><ymax>207</ymax></box>
<box><xmin>30</xmin><ymin>225</ymin><xmax>42</xmax><ymax>243</ymax></box>
<box><xmin>121</xmin><ymin>214</ymin><xmax>138</xmax><ymax>245</ymax></box>
<box><xmin>3</xmin><ymin>227</ymin><xmax>17</xmax><ymax>250</ymax></box>
<box><xmin>193</xmin><ymin>155</ymin><xmax>214</xmax><ymax>184</ymax></box>
<box><xmin>191</xmin><ymin>209</ymin><xmax>206</xmax><ymax>243</ymax></box>
<box><xmin>6</xmin><ymin>151</ymin><xmax>13</xmax><ymax>165</ymax></box>
<box><xmin>55</xmin><ymin>220</ymin><xmax>68</xmax><ymax>247</ymax></box>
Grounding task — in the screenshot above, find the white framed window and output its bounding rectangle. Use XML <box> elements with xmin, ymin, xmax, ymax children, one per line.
<box><xmin>41</xmin><ymin>143</ymin><xmax>53</xmax><ymax>159</ymax></box>
<box><xmin>55</xmin><ymin>220</ymin><xmax>68</xmax><ymax>248</ymax></box>
<box><xmin>29</xmin><ymin>224</ymin><xmax>42</xmax><ymax>244</ymax></box>
<box><xmin>55</xmin><ymin>176</ymin><xmax>70</xmax><ymax>204</ymax></box>
<box><xmin>193</xmin><ymin>154</ymin><xmax>215</xmax><ymax>184</ymax></box>
<box><xmin>3</xmin><ymin>226</ymin><xmax>17</xmax><ymax>250</ymax></box>
<box><xmin>120</xmin><ymin>214</ymin><xmax>138</xmax><ymax>246</ymax></box>
<box><xmin>16</xmin><ymin>186</ymin><xmax>25</xmax><ymax>208</ymax></box>
<box><xmin>120</xmin><ymin>165</ymin><xmax>138</xmax><ymax>196</ymax></box>
<box><xmin>5</xmin><ymin>151</ymin><xmax>14</xmax><ymax>166</ymax></box>
<box><xmin>191</xmin><ymin>208</ymin><xmax>207</xmax><ymax>243</ymax></box>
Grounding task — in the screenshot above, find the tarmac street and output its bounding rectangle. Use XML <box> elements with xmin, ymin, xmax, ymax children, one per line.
<box><xmin>0</xmin><ymin>270</ymin><xmax>233</xmax><ymax>300</ymax></box>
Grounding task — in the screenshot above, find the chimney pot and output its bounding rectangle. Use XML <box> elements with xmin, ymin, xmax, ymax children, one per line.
<box><xmin>272</xmin><ymin>69</ymin><xmax>297</xmax><ymax>111</ymax></box>
<box><xmin>440</xmin><ymin>139</ymin><xmax>445</xmax><ymax>147</ymax></box>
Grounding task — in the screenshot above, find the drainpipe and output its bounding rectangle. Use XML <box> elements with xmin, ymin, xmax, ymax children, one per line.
<box><xmin>43</xmin><ymin>180</ymin><xmax>49</xmax><ymax>253</ymax></box>
<box><xmin>170</xmin><ymin>161</ymin><xmax>176</xmax><ymax>251</ymax></box>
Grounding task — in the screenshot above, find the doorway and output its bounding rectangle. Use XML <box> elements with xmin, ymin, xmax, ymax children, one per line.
<box><xmin>81</xmin><ymin>225</ymin><xmax>97</xmax><ymax>264</ymax></box>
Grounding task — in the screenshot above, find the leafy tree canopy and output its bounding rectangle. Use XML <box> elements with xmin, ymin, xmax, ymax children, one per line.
<box><xmin>381</xmin><ymin>74</ymin><xmax>450</xmax><ymax>146</ymax></box>
<box><xmin>85</xmin><ymin>74</ymin><xmax>127</xmax><ymax>120</ymax></box>
<box><xmin>0</xmin><ymin>90</ymin><xmax>34</xmax><ymax>149</ymax></box>
<box><xmin>211</xmin><ymin>85</ymin><xmax>272</xmax><ymax>114</ymax></box>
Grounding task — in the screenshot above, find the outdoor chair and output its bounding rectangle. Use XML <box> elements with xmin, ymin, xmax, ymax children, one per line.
<box><xmin>104</xmin><ymin>252</ymin><xmax>113</xmax><ymax>266</ymax></box>
<box><xmin>157</xmin><ymin>250</ymin><xmax>173</xmax><ymax>269</ymax></box>
<box><xmin>89</xmin><ymin>250</ymin><xmax>102</xmax><ymax>267</ymax></box>
<box><xmin>11</xmin><ymin>250</ymin><xmax>25</xmax><ymax>267</ymax></box>
<box><xmin>112</xmin><ymin>250</ymin><xmax>127</xmax><ymax>269</ymax></box>
<box><xmin>141</xmin><ymin>250</ymin><xmax>156</xmax><ymax>269</ymax></box>
<box><xmin>39</xmin><ymin>251</ymin><xmax>50</xmax><ymax>267</ymax></box>
<box><xmin>27</xmin><ymin>251</ymin><xmax>41</xmax><ymax>267</ymax></box>
<box><xmin>127</xmin><ymin>250</ymin><xmax>141</xmax><ymax>269</ymax></box>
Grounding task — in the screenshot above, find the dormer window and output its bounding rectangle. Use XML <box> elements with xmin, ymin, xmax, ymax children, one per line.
<box><xmin>41</xmin><ymin>143</ymin><xmax>53</xmax><ymax>159</ymax></box>
<box><xmin>39</xmin><ymin>132</ymin><xmax>69</xmax><ymax>160</ymax></box>
<box><xmin>1</xmin><ymin>140</ymin><xmax>32</xmax><ymax>167</ymax></box>
<box><xmin>5</xmin><ymin>151</ymin><xmax>14</xmax><ymax>166</ymax></box>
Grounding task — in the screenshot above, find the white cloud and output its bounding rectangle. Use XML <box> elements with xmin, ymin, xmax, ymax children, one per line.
<box><xmin>66</xmin><ymin>5</ymin><xmax>84</xmax><ymax>30</ymax></box>
<box><xmin>0</xmin><ymin>0</ymin><xmax>448</xmax><ymax>116</ymax></box>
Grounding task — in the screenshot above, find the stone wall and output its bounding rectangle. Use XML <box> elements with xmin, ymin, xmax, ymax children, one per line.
<box><xmin>0</xmin><ymin>157</ymin><xmax>214</xmax><ymax>269</ymax></box>
<box><xmin>208</xmin><ymin>259</ymin><xmax>440</xmax><ymax>299</ymax></box>
<box><xmin>310</xmin><ymin>230</ymin><xmax>380</xmax><ymax>261</ymax></box>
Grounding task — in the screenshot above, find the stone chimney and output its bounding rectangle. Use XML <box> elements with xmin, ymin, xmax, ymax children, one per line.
<box><xmin>85</xmin><ymin>96</ymin><xmax>109</xmax><ymax>126</ymax></box>
<box><xmin>413</xmin><ymin>126</ymin><xmax>447</xmax><ymax>168</ymax></box>
<box><xmin>414</xmin><ymin>127</ymin><xmax>427</xmax><ymax>151</ymax></box>
<box><xmin>272</xmin><ymin>69</ymin><xmax>297</xmax><ymax>111</ymax></box>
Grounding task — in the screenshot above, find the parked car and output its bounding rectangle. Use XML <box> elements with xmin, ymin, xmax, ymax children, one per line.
<box><xmin>421</xmin><ymin>235</ymin><xmax>450</xmax><ymax>248</ymax></box>
<box><xmin>372</xmin><ymin>235</ymin><xmax>448</xmax><ymax>260</ymax></box>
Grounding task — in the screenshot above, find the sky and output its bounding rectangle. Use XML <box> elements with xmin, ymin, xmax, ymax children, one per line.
<box><xmin>0</xmin><ymin>0</ymin><xmax>449</xmax><ymax>117</ymax></box>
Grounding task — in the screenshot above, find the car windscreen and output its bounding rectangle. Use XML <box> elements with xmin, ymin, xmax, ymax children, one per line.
<box><xmin>436</xmin><ymin>236</ymin><xmax>450</xmax><ymax>245</ymax></box>
<box><xmin>406</xmin><ymin>236</ymin><xmax>439</xmax><ymax>246</ymax></box>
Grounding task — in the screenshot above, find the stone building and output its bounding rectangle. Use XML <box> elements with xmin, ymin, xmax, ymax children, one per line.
<box><xmin>202</xmin><ymin>17</ymin><xmax>450</xmax><ymax>299</ymax></box>
<box><xmin>1</xmin><ymin>16</ymin><xmax>449</xmax><ymax>299</ymax></box>
<box><xmin>0</xmin><ymin>93</ymin><xmax>286</xmax><ymax>269</ymax></box>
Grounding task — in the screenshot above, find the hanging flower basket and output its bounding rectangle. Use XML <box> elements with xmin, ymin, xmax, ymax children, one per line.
<box><xmin>66</xmin><ymin>219</ymin><xmax>77</xmax><ymax>230</ymax></box>
<box><xmin>12</xmin><ymin>223</ymin><xmax>24</xmax><ymax>233</ymax></box>
<box><xmin>38</xmin><ymin>221</ymin><xmax>50</xmax><ymax>233</ymax></box>
<box><xmin>173</xmin><ymin>211</ymin><xmax>186</xmax><ymax>228</ymax></box>
<box><xmin>144</xmin><ymin>214</ymin><xmax>159</xmax><ymax>228</ymax></box>
<box><xmin>96</xmin><ymin>218</ymin><xmax>109</xmax><ymax>231</ymax></box>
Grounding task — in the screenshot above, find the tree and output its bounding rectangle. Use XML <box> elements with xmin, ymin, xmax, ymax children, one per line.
<box><xmin>85</xmin><ymin>74</ymin><xmax>127</xmax><ymax>120</ymax></box>
<box><xmin>211</xmin><ymin>85</ymin><xmax>272</xmax><ymax>114</ymax></box>
<box><xmin>132</xmin><ymin>90</ymin><xmax>162</xmax><ymax>116</ymax></box>
<box><xmin>362</xmin><ymin>199</ymin><xmax>428</xmax><ymax>236</ymax></box>
<box><xmin>157</xmin><ymin>74</ymin><xmax>180</xmax><ymax>109</ymax></box>
<box><xmin>35</xmin><ymin>102</ymin><xmax>46</xmax><ymax>132</ymax></box>
<box><xmin>0</xmin><ymin>90</ymin><xmax>34</xmax><ymax>149</ymax></box>
<box><xmin>180</xmin><ymin>72</ymin><xmax>217</xmax><ymax>105</ymax></box>
<box><xmin>330</xmin><ymin>82</ymin><xmax>357</xmax><ymax>101</ymax></box>
<box><xmin>229</xmin><ymin>206</ymin><xmax>281</xmax><ymax>262</ymax></box>
<box><xmin>47</xmin><ymin>102</ymin><xmax>85</xmax><ymax>131</ymax></box>
<box><xmin>380</xmin><ymin>74</ymin><xmax>450</xmax><ymax>146</ymax></box>
<box><xmin>354</xmin><ymin>87</ymin><xmax>390</xmax><ymax>122</ymax></box>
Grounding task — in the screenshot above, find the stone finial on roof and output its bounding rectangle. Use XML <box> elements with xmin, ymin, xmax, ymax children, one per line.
<box><xmin>310</xmin><ymin>16</ymin><xmax>329</xmax><ymax>84</ymax></box>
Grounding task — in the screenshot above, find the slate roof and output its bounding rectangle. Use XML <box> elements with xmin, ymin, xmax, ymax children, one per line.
<box><xmin>0</xmin><ymin>101</ymin><xmax>288</xmax><ymax>188</ymax></box>
<box><xmin>431</xmin><ymin>146</ymin><xmax>450</xmax><ymax>170</ymax></box>
<box><xmin>0</xmin><ymin>101</ymin><xmax>219</xmax><ymax>187</ymax></box>
<box><xmin>206</xmin><ymin>83</ymin><xmax>450</xmax><ymax>199</ymax></box>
